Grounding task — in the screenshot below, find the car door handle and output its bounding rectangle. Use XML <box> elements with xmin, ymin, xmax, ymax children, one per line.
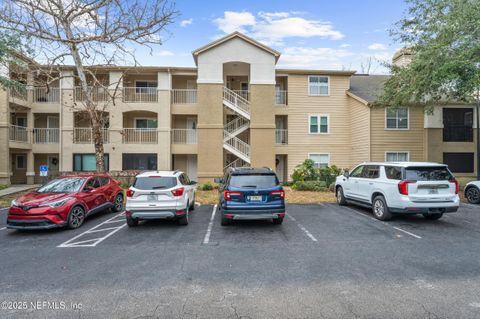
<box><xmin>354</xmin><ymin>181</ymin><xmax>359</xmax><ymax>183</ymax></box>
<box><xmin>369</xmin><ymin>182</ymin><xmax>373</xmax><ymax>185</ymax></box>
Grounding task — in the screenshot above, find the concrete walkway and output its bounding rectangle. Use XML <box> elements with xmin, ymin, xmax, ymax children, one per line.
<box><xmin>0</xmin><ymin>185</ymin><xmax>40</xmax><ymax>197</ymax></box>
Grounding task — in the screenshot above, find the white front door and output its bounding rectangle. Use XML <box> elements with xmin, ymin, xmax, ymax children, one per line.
<box><xmin>186</xmin><ymin>117</ymin><xmax>197</xmax><ymax>144</ymax></box>
<box><xmin>276</xmin><ymin>155</ymin><xmax>285</xmax><ymax>183</ymax></box>
<box><xmin>186</xmin><ymin>155</ymin><xmax>197</xmax><ymax>182</ymax></box>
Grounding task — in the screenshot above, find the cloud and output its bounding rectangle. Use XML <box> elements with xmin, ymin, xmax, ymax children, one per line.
<box><xmin>278</xmin><ymin>47</ymin><xmax>354</xmax><ymax>69</ymax></box>
<box><xmin>368</xmin><ymin>43</ymin><xmax>387</xmax><ymax>50</ymax></box>
<box><xmin>213</xmin><ymin>11</ymin><xmax>344</xmax><ymax>45</ymax></box>
<box><xmin>180</xmin><ymin>19</ymin><xmax>193</xmax><ymax>27</ymax></box>
<box><xmin>155</xmin><ymin>50</ymin><xmax>174</xmax><ymax>56</ymax></box>
<box><xmin>340</xmin><ymin>43</ymin><xmax>351</xmax><ymax>48</ymax></box>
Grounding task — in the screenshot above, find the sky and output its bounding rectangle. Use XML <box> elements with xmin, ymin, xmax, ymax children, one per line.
<box><xmin>131</xmin><ymin>0</ymin><xmax>409</xmax><ymax>74</ymax></box>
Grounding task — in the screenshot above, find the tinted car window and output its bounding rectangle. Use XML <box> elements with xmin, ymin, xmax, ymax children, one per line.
<box><xmin>385</xmin><ymin>166</ymin><xmax>402</xmax><ymax>180</ymax></box>
<box><xmin>405</xmin><ymin>167</ymin><xmax>453</xmax><ymax>181</ymax></box>
<box><xmin>229</xmin><ymin>174</ymin><xmax>279</xmax><ymax>188</ymax></box>
<box><xmin>37</xmin><ymin>177</ymin><xmax>86</xmax><ymax>193</ymax></box>
<box><xmin>350</xmin><ymin>166</ymin><xmax>364</xmax><ymax>178</ymax></box>
<box><xmin>364</xmin><ymin>165</ymin><xmax>380</xmax><ymax>179</ymax></box>
<box><xmin>98</xmin><ymin>177</ymin><xmax>109</xmax><ymax>186</ymax></box>
<box><xmin>133</xmin><ymin>177</ymin><xmax>177</xmax><ymax>190</ymax></box>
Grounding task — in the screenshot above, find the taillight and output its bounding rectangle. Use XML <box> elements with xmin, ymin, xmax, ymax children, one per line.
<box><xmin>450</xmin><ymin>179</ymin><xmax>458</xmax><ymax>194</ymax></box>
<box><xmin>398</xmin><ymin>180</ymin><xmax>415</xmax><ymax>195</ymax></box>
<box><xmin>269</xmin><ymin>190</ymin><xmax>285</xmax><ymax>199</ymax></box>
<box><xmin>171</xmin><ymin>187</ymin><xmax>184</xmax><ymax>197</ymax></box>
<box><xmin>223</xmin><ymin>191</ymin><xmax>241</xmax><ymax>200</ymax></box>
<box><xmin>126</xmin><ymin>189</ymin><xmax>134</xmax><ymax>198</ymax></box>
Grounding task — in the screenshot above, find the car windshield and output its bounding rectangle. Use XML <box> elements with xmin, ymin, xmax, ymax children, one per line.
<box><xmin>229</xmin><ymin>174</ymin><xmax>279</xmax><ymax>188</ymax></box>
<box><xmin>405</xmin><ymin>167</ymin><xmax>453</xmax><ymax>181</ymax></box>
<box><xmin>37</xmin><ymin>177</ymin><xmax>86</xmax><ymax>193</ymax></box>
<box><xmin>133</xmin><ymin>176</ymin><xmax>177</xmax><ymax>190</ymax></box>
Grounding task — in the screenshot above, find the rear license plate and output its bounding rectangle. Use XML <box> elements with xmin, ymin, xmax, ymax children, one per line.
<box><xmin>147</xmin><ymin>195</ymin><xmax>158</xmax><ymax>201</ymax></box>
<box><xmin>248</xmin><ymin>195</ymin><xmax>262</xmax><ymax>202</ymax></box>
<box><xmin>428</xmin><ymin>189</ymin><xmax>439</xmax><ymax>194</ymax></box>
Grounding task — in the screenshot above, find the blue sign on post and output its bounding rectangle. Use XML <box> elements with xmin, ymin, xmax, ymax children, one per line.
<box><xmin>40</xmin><ymin>165</ymin><xmax>48</xmax><ymax>177</ymax></box>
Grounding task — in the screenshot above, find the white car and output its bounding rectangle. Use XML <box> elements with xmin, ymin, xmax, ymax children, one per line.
<box><xmin>464</xmin><ymin>181</ymin><xmax>480</xmax><ymax>204</ymax></box>
<box><xmin>125</xmin><ymin>170</ymin><xmax>197</xmax><ymax>227</ymax></box>
<box><xmin>335</xmin><ymin>162</ymin><xmax>460</xmax><ymax>221</ymax></box>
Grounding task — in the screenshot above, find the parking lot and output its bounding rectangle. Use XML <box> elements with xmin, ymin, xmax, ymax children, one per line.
<box><xmin>1</xmin><ymin>202</ymin><xmax>480</xmax><ymax>319</ymax></box>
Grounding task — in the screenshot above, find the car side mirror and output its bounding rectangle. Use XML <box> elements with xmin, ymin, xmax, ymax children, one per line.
<box><xmin>190</xmin><ymin>181</ymin><xmax>197</xmax><ymax>185</ymax></box>
<box><xmin>214</xmin><ymin>178</ymin><xmax>223</xmax><ymax>184</ymax></box>
<box><xmin>84</xmin><ymin>186</ymin><xmax>94</xmax><ymax>192</ymax></box>
<box><xmin>344</xmin><ymin>171</ymin><xmax>350</xmax><ymax>179</ymax></box>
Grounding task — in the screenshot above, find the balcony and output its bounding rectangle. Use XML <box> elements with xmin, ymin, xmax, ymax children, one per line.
<box><xmin>9</xmin><ymin>125</ymin><xmax>29</xmax><ymax>143</ymax></box>
<box><xmin>33</xmin><ymin>87</ymin><xmax>60</xmax><ymax>103</ymax></box>
<box><xmin>171</xmin><ymin>129</ymin><xmax>197</xmax><ymax>144</ymax></box>
<box><xmin>122</xmin><ymin>128</ymin><xmax>157</xmax><ymax>144</ymax></box>
<box><xmin>443</xmin><ymin>125</ymin><xmax>473</xmax><ymax>142</ymax></box>
<box><xmin>171</xmin><ymin>89</ymin><xmax>197</xmax><ymax>104</ymax></box>
<box><xmin>73</xmin><ymin>128</ymin><xmax>109</xmax><ymax>144</ymax></box>
<box><xmin>275</xmin><ymin>129</ymin><xmax>288</xmax><ymax>145</ymax></box>
<box><xmin>33</xmin><ymin>128</ymin><xmax>59</xmax><ymax>144</ymax></box>
<box><xmin>123</xmin><ymin>87</ymin><xmax>157</xmax><ymax>103</ymax></box>
<box><xmin>275</xmin><ymin>90</ymin><xmax>287</xmax><ymax>106</ymax></box>
<box><xmin>74</xmin><ymin>86</ymin><xmax>110</xmax><ymax>103</ymax></box>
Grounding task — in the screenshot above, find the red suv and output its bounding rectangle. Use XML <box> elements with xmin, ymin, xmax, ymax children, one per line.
<box><xmin>7</xmin><ymin>174</ymin><xmax>124</xmax><ymax>230</ymax></box>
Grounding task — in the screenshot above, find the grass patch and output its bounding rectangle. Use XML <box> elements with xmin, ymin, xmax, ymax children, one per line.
<box><xmin>0</xmin><ymin>190</ymin><xmax>36</xmax><ymax>208</ymax></box>
<box><xmin>0</xmin><ymin>184</ymin><xmax>8</xmax><ymax>191</ymax></box>
<box><xmin>196</xmin><ymin>190</ymin><xmax>218</xmax><ymax>205</ymax></box>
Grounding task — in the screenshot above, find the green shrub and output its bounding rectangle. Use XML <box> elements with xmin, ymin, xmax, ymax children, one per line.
<box><xmin>292</xmin><ymin>181</ymin><xmax>327</xmax><ymax>192</ymax></box>
<box><xmin>291</xmin><ymin>159</ymin><xmax>319</xmax><ymax>182</ymax></box>
<box><xmin>282</xmin><ymin>181</ymin><xmax>294</xmax><ymax>187</ymax></box>
<box><xmin>121</xmin><ymin>182</ymin><xmax>131</xmax><ymax>189</ymax></box>
<box><xmin>199</xmin><ymin>182</ymin><xmax>217</xmax><ymax>191</ymax></box>
<box><xmin>0</xmin><ymin>184</ymin><xmax>8</xmax><ymax>190</ymax></box>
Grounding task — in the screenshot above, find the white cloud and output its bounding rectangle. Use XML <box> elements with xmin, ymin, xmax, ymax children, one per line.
<box><xmin>340</xmin><ymin>43</ymin><xmax>351</xmax><ymax>48</ymax></box>
<box><xmin>278</xmin><ymin>47</ymin><xmax>353</xmax><ymax>69</ymax></box>
<box><xmin>155</xmin><ymin>50</ymin><xmax>174</xmax><ymax>57</ymax></box>
<box><xmin>180</xmin><ymin>19</ymin><xmax>193</xmax><ymax>27</ymax></box>
<box><xmin>368</xmin><ymin>43</ymin><xmax>387</xmax><ymax>50</ymax></box>
<box><xmin>213</xmin><ymin>11</ymin><xmax>344</xmax><ymax>45</ymax></box>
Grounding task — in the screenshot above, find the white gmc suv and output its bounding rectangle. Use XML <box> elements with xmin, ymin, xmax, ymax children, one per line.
<box><xmin>335</xmin><ymin>162</ymin><xmax>460</xmax><ymax>221</ymax></box>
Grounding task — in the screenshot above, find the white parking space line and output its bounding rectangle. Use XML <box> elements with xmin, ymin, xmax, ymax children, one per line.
<box><xmin>286</xmin><ymin>213</ymin><xmax>318</xmax><ymax>242</ymax></box>
<box><xmin>0</xmin><ymin>227</ymin><xmax>6</xmax><ymax>231</ymax></box>
<box><xmin>202</xmin><ymin>205</ymin><xmax>217</xmax><ymax>245</ymax></box>
<box><xmin>393</xmin><ymin>226</ymin><xmax>422</xmax><ymax>239</ymax></box>
<box><xmin>57</xmin><ymin>212</ymin><xmax>126</xmax><ymax>248</ymax></box>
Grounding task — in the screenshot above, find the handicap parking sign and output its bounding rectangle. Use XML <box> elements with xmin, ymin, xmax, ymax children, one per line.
<box><xmin>40</xmin><ymin>165</ymin><xmax>48</xmax><ymax>177</ymax></box>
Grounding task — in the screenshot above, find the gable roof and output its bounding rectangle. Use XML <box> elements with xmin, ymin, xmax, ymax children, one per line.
<box><xmin>348</xmin><ymin>74</ymin><xmax>390</xmax><ymax>105</ymax></box>
<box><xmin>192</xmin><ymin>32</ymin><xmax>281</xmax><ymax>64</ymax></box>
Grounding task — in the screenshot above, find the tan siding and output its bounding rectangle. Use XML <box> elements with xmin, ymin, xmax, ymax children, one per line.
<box><xmin>349</xmin><ymin>97</ymin><xmax>370</xmax><ymax>166</ymax></box>
<box><xmin>370</xmin><ymin>106</ymin><xmax>425</xmax><ymax>161</ymax></box>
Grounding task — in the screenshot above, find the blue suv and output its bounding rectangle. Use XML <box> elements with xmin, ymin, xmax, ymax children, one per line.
<box><xmin>215</xmin><ymin>167</ymin><xmax>285</xmax><ymax>226</ymax></box>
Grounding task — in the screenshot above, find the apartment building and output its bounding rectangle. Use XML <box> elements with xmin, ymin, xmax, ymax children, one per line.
<box><xmin>1</xmin><ymin>32</ymin><xmax>477</xmax><ymax>185</ymax></box>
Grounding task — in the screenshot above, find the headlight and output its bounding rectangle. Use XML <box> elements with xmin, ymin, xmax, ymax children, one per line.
<box><xmin>11</xmin><ymin>200</ymin><xmax>18</xmax><ymax>207</ymax></box>
<box><xmin>39</xmin><ymin>198</ymin><xmax>72</xmax><ymax>208</ymax></box>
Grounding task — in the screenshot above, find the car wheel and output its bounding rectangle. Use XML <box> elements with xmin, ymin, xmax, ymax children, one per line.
<box><xmin>177</xmin><ymin>204</ymin><xmax>189</xmax><ymax>226</ymax></box>
<box><xmin>372</xmin><ymin>195</ymin><xmax>392</xmax><ymax>221</ymax></box>
<box><xmin>126</xmin><ymin>216</ymin><xmax>139</xmax><ymax>227</ymax></box>
<box><xmin>68</xmin><ymin>206</ymin><xmax>86</xmax><ymax>229</ymax></box>
<box><xmin>273</xmin><ymin>217</ymin><xmax>284</xmax><ymax>225</ymax></box>
<box><xmin>190</xmin><ymin>195</ymin><xmax>196</xmax><ymax>211</ymax></box>
<box><xmin>112</xmin><ymin>193</ymin><xmax>124</xmax><ymax>212</ymax></box>
<box><xmin>336</xmin><ymin>187</ymin><xmax>347</xmax><ymax>206</ymax></box>
<box><xmin>423</xmin><ymin>213</ymin><xmax>443</xmax><ymax>220</ymax></box>
<box><xmin>466</xmin><ymin>186</ymin><xmax>480</xmax><ymax>204</ymax></box>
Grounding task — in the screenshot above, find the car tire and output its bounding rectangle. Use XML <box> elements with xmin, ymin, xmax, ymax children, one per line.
<box><xmin>336</xmin><ymin>186</ymin><xmax>347</xmax><ymax>206</ymax></box>
<box><xmin>273</xmin><ymin>217</ymin><xmax>284</xmax><ymax>225</ymax></box>
<box><xmin>67</xmin><ymin>206</ymin><xmax>86</xmax><ymax>229</ymax></box>
<box><xmin>177</xmin><ymin>204</ymin><xmax>189</xmax><ymax>226</ymax></box>
<box><xmin>190</xmin><ymin>195</ymin><xmax>196</xmax><ymax>211</ymax></box>
<box><xmin>221</xmin><ymin>215</ymin><xmax>231</xmax><ymax>226</ymax></box>
<box><xmin>372</xmin><ymin>195</ymin><xmax>392</xmax><ymax>221</ymax></box>
<box><xmin>423</xmin><ymin>213</ymin><xmax>443</xmax><ymax>220</ymax></box>
<box><xmin>466</xmin><ymin>186</ymin><xmax>480</xmax><ymax>204</ymax></box>
<box><xmin>112</xmin><ymin>193</ymin><xmax>124</xmax><ymax>212</ymax></box>
<box><xmin>126</xmin><ymin>216</ymin><xmax>139</xmax><ymax>227</ymax></box>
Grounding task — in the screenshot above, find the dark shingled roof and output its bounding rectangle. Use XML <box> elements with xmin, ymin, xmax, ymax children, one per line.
<box><xmin>349</xmin><ymin>74</ymin><xmax>390</xmax><ymax>104</ymax></box>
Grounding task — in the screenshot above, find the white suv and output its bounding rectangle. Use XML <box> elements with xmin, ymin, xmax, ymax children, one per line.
<box><xmin>125</xmin><ymin>171</ymin><xmax>197</xmax><ymax>227</ymax></box>
<box><xmin>335</xmin><ymin>162</ymin><xmax>460</xmax><ymax>221</ymax></box>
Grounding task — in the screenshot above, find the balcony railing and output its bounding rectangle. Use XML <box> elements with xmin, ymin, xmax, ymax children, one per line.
<box><xmin>9</xmin><ymin>125</ymin><xmax>29</xmax><ymax>143</ymax></box>
<box><xmin>33</xmin><ymin>128</ymin><xmax>59</xmax><ymax>144</ymax></box>
<box><xmin>73</xmin><ymin>128</ymin><xmax>109</xmax><ymax>144</ymax></box>
<box><xmin>171</xmin><ymin>129</ymin><xmax>197</xmax><ymax>144</ymax></box>
<box><xmin>275</xmin><ymin>129</ymin><xmax>288</xmax><ymax>145</ymax></box>
<box><xmin>443</xmin><ymin>125</ymin><xmax>473</xmax><ymax>142</ymax></box>
<box><xmin>233</xmin><ymin>90</ymin><xmax>250</xmax><ymax>101</ymax></box>
<box><xmin>74</xmin><ymin>86</ymin><xmax>110</xmax><ymax>102</ymax></box>
<box><xmin>123</xmin><ymin>87</ymin><xmax>158</xmax><ymax>103</ymax></box>
<box><xmin>10</xmin><ymin>87</ymin><xmax>28</xmax><ymax>101</ymax></box>
<box><xmin>171</xmin><ymin>89</ymin><xmax>197</xmax><ymax>104</ymax></box>
<box><xmin>275</xmin><ymin>90</ymin><xmax>287</xmax><ymax>105</ymax></box>
<box><xmin>122</xmin><ymin>128</ymin><xmax>157</xmax><ymax>144</ymax></box>
<box><xmin>33</xmin><ymin>87</ymin><xmax>60</xmax><ymax>103</ymax></box>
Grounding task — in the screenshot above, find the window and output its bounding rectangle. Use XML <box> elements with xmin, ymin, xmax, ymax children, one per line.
<box><xmin>122</xmin><ymin>154</ymin><xmax>157</xmax><ymax>170</ymax></box>
<box><xmin>443</xmin><ymin>152</ymin><xmax>474</xmax><ymax>173</ymax></box>
<box><xmin>229</xmin><ymin>174</ymin><xmax>279</xmax><ymax>188</ymax></box>
<box><xmin>308</xmin><ymin>76</ymin><xmax>329</xmax><ymax>96</ymax></box>
<box><xmin>349</xmin><ymin>165</ymin><xmax>364</xmax><ymax>178</ymax></box>
<box><xmin>385</xmin><ymin>152</ymin><xmax>409</xmax><ymax>162</ymax></box>
<box><xmin>386</xmin><ymin>107</ymin><xmax>409</xmax><ymax>129</ymax></box>
<box><xmin>443</xmin><ymin>108</ymin><xmax>473</xmax><ymax>142</ymax></box>
<box><xmin>73</xmin><ymin>154</ymin><xmax>109</xmax><ymax>172</ymax></box>
<box><xmin>135</xmin><ymin>81</ymin><xmax>157</xmax><ymax>93</ymax></box>
<box><xmin>135</xmin><ymin>118</ymin><xmax>157</xmax><ymax>129</ymax></box>
<box><xmin>309</xmin><ymin>115</ymin><xmax>329</xmax><ymax>134</ymax></box>
<box><xmin>308</xmin><ymin>154</ymin><xmax>330</xmax><ymax>169</ymax></box>
<box><xmin>98</xmin><ymin>177</ymin><xmax>110</xmax><ymax>187</ymax></box>
<box><xmin>385</xmin><ymin>166</ymin><xmax>402</xmax><ymax>180</ymax></box>
<box><xmin>364</xmin><ymin>165</ymin><xmax>380</xmax><ymax>179</ymax></box>
<box><xmin>16</xmin><ymin>155</ymin><xmax>26</xmax><ymax>169</ymax></box>
<box><xmin>405</xmin><ymin>166</ymin><xmax>453</xmax><ymax>181</ymax></box>
<box><xmin>16</xmin><ymin>117</ymin><xmax>27</xmax><ymax>127</ymax></box>
<box><xmin>179</xmin><ymin>173</ymin><xmax>191</xmax><ymax>186</ymax></box>
<box><xmin>133</xmin><ymin>176</ymin><xmax>177</xmax><ymax>190</ymax></box>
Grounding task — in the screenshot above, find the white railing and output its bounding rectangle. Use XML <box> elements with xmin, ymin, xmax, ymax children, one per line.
<box><xmin>122</xmin><ymin>128</ymin><xmax>157</xmax><ymax>144</ymax></box>
<box><xmin>33</xmin><ymin>87</ymin><xmax>60</xmax><ymax>103</ymax></box>
<box><xmin>73</xmin><ymin>128</ymin><xmax>109</xmax><ymax>144</ymax></box>
<box><xmin>123</xmin><ymin>87</ymin><xmax>158</xmax><ymax>103</ymax></box>
<box><xmin>171</xmin><ymin>129</ymin><xmax>197</xmax><ymax>144</ymax></box>
<box><xmin>275</xmin><ymin>90</ymin><xmax>288</xmax><ymax>105</ymax></box>
<box><xmin>171</xmin><ymin>89</ymin><xmax>197</xmax><ymax>104</ymax></box>
<box><xmin>223</xmin><ymin>87</ymin><xmax>250</xmax><ymax>116</ymax></box>
<box><xmin>9</xmin><ymin>125</ymin><xmax>29</xmax><ymax>143</ymax></box>
<box><xmin>33</xmin><ymin>128</ymin><xmax>59</xmax><ymax>144</ymax></box>
<box><xmin>233</xmin><ymin>90</ymin><xmax>250</xmax><ymax>101</ymax></box>
<box><xmin>275</xmin><ymin>129</ymin><xmax>288</xmax><ymax>145</ymax></box>
<box><xmin>223</xmin><ymin>131</ymin><xmax>250</xmax><ymax>158</ymax></box>
<box><xmin>224</xmin><ymin>158</ymin><xmax>249</xmax><ymax>171</ymax></box>
<box><xmin>74</xmin><ymin>86</ymin><xmax>110</xmax><ymax>102</ymax></box>
<box><xmin>225</xmin><ymin>117</ymin><xmax>249</xmax><ymax>136</ymax></box>
<box><xmin>10</xmin><ymin>87</ymin><xmax>28</xmax><ymax>101</ymax></box>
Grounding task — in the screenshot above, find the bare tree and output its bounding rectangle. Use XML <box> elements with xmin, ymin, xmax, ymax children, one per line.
<box><xmin>360</xmin><ymin>56</ymin><xmax>373</xmax><ymax>74</ymax></box>
<box><xmin>0</xmin><ymin>0</ymin><xmax>177</xmax><ymax>172</ymax></box>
